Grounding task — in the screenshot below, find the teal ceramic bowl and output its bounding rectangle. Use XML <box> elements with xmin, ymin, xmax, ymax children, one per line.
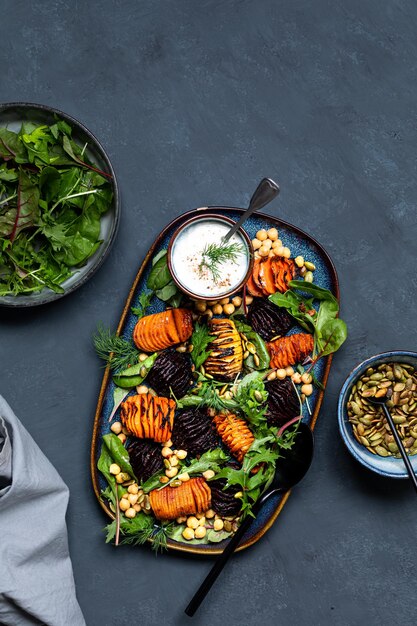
<box><xmin>338</xmin><ymin>351</ymin><xmax>417</xmax><ymax>478</ymax></box>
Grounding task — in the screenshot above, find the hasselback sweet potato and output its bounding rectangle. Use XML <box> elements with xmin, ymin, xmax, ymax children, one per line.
<box><xmin>247</xmin><ymin>256</ymin><xmax>296</xmax><ymax>297</ymax></box>
<box><xmin>120</xmin><ymin>393</ymin><xmax>175</xmax><ymax>442</ymax></box>
<box><xmin>133</xmin><ymin>308</ymin><xmax>193</xmax><ymax>352</ymax></box>
<box><xmin>204</xmin><ymin>318</ymin><xmax>243</xmax><ymax>381</ymax></box>
<box><xmin>149</xmin><ymin>477</ymin><xmax>211</xmax><ymax>520</ymax></box>
<box><xmin>267</xmin><ymin>333</ymin><xmax>314</xmax><ymax>369</ymax></box>
<box><xmin>213</xmin><ymin>412</ymin><xmax>254</xmax><ymax>463</ymax></box>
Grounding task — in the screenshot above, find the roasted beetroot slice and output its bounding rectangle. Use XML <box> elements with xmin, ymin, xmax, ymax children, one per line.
<box><xmin>127</xmin><ymin>439</ymin><xmax>164</xmax><ymax>483</ymax></box>
<box><xmin>247</xmin><ymin>297</ymin><xmax>294</xmax><ymax>341</ymax></box>
<box><xmin>210</xmin><ymin>478</ymin><xmax>242</xmax><ymax>516</ymax></box>
<box><xmin>171</xmin><ymin>407</ymin><xmax>219</xmax><ymax>456</ymax></box>
<box><xmin>146</xmin><ymin>350</ymin><xmax>193</xmax><ymax>398</ymax></box>
<box><xmin>265</xmin><ymin>378</ymin><xmax>300</xmax><ymax>426</ymax></box>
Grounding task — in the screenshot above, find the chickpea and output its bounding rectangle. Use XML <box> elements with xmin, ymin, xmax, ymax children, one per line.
<box><xmin>294</xmin><ymin>255</ymin><xmax>304</xmax><ymax>268</ymax></box>
<box><xmin>119</xmin><ymin>499</ymin><xmax>130</xmax><ymax>512</ymax></box>
<box><xmin>161</xmin><ymin>446</ymin><xmax>173</xmax><ymax>458</ymax></box>
<box><xmin>267</xmin><ymin>227</ymin><xmax>279</xmax><ymax>240</ymax></box>
<box><xmin>110</xmin><ymin>422</ymin><xmax>122</xmax><ymax>435</ymax></box>
<box><xmin>232</xmin><ymin>296</ymin><xmax>242</xmax><ymax>307</ymax></box>
<box><xmin>213</xmin><ymin>519</ymin><xmax>224</xmax><ymax>531</ymax></box>
<box><xmin>285</xmin><ymin>366</ymin><xmax>294</xmax><ymax>376</ymax></box>
<box><xmin>128</xmin><ymin>484</ymin><xmax>139</xmax><ymax>494</ymax></box>
<box><xmin>292</xmin><ymin>372</ymin><xmax>302</xmax><ymax>384</ymax></box>
<box><xmin>187</xmin><ymin>516</ymin><xmax>200</xmax><ymax>530</ymax></box>
<box><xmin>263</xmin><ymin>239</ymin><xmax>272</xmax><ymax>250</ymax></box>
<box><xmin>133</xmin><ymin>504</ymin><xmax>142</xmax><ymax>512</ymax></box>
<box><xmin>259</xmin><ymin>245</ymin><xmax>270</xmax><ymax>257</ymax></box>
<box><xmin>170</xmin><ymin>455</ymin><xmax>179</xmax><ymax>467</ymax></box>
<box><xmin>117</xmin><ymin>433</ymin><xmax>127</xmax><ymax>443</ymax></box>
<box><xmin>212</xmin><ymin>304</ymin><xmax>223</xmax><ymax>315</ymax></box>
<box><xmin>198</xmin><ymin>516</ymin><xmax>206</xmax><ymax>526</ymax></box>
<box><xmin>256</xmin><ymin>229</ymin><xmax>268</xmax><ymax>241</ymax></box>
<box><xmin>282</xmin><ymin>247</ymin><xmax>291</xmax><ymax>258</ymax></box>
<box><xmin>252</xmin><ymin>238</ymin><xmax>262</xmax><ymax>250</ymax></box>
<box><xmin>276</xmin><ymin>369</ymin><xmax>287</xmax><ymax>380</ymax></box>
<box><xmin>178</xmin><ymin>472</ymin><xmax>190</xmax><ymax>482</ymax></box>
<box><xmin>109</xmin><ymin>463</ymin><xmax>121</xmax><ymax>475</ymax></box>
<box><xmin>125</xmin><ymin>508</ymin><xmax>137</xmax><ymax>519</ymax></box>
<box><xmin>274</xmin><ymin>246</ymin><xmax>285</xmax><ymax>256</ymax></box>
<box><xmin>182</xmin><ymin>528</ymin><xmax>195</xmax><ymax>540</ymax></box>
<box><xmin>136</xmin><ymin>385</ymin><xmax>148</xmax><ymax>394</ymax></box>
<box><xmin>301</xmin><ymin>384</ymin><xmax>313</xmax><ymax>396</ymax></box>
<box><xmin>268</xmin><ymin>250</ymin><xmax>275</xmax><ymax>258</ymax></box>
<box><xmin>128</xmin><ymin>493</ymin><xmax>138</xmax><ymax>505</ymax></box>
<box><xmin>139</xmin><ymin>353</ymin><xmax>148</xmax><ymax>362</ymax></box>
<box><xmin>245</xmin><ymin>295</ymin><xmax>253</xmax><ymax>305</ymax></box>
<box><xmin>205</xmin><ymin>509</ymin><xmax>216</xmax><ymax>519</ymax></box>
<box><xmin>267</xmin><ymin>370</ymin><xmax>277</xmax><ymax>381</ymax></box>
<box><xmin>165</xmin><ymin>467</ymin><xmax>178</xmax><ymax>478</ymax></box>
<box><xmin>220</xmin><ymin>297</ymin><xmax>230</xmax><ymax>305</ymax></box>
<box><xmin>116</xmin><ymin>472</ymin><xmax>130</xmax><ymax>484</ymax></box>
<box><xmin>176</xmin><ymin>449</ymin><xmax>187</xmax><ymax>460</ymax></box>
<box><xmin>272</xmin><ymin>239</ymin><xmax>283</xmax><ymax>250</ymax></box>
<box><xmin>195</xmin><ymin>526</ymin><xmax>207</xmax><ymax>539</ymax></box>
<box><xmin>223</xmin><ymin>303</ymin><xmax>235</xmax><ymax>315</ymax></box>
<box><xmin>195</xmin><ymin>300</ymin><xmax>207</xmax><ymax>312</ymax></box>
<box><xmin>176</xmin><ymin>516</ymin><xmax>187</xmax><ymax>524</ymax></box>
<box><xmin>301</xmin><ymin>373</ymin><xmax>313</xmax><ymax>384</ymax></box>
<box><xmin>203</xmin><ymin>469</ymin><xmax>215</xmax><ymax>480</ymax></box>
<box><xmin>164</xmin><ymin>439</ymin><xmax>173</xmax><ymax>448</ymax></box>
<box><xmin>159</xmin><ymin>476</ymin><xmax>169</xmax><ymax>484</ymax></box>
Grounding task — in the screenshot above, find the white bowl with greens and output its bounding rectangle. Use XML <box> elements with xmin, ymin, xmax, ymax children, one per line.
<box><xmin>0</xmin><ymin>102</ymin><xmax>119</xmax><ymax>307</ymax></box>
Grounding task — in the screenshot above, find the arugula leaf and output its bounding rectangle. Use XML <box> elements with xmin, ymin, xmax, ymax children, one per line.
<box><xmin>190</xmin><ymin>323</ymin><xmax>215</xmax><ymax>369</ymax></box>
<box><xmin>131</xmin><ymin>291</ymin><xmax>153</xmax><ymax>318</ymax></box>
<box><xmin>235</xmin><ymin>372</ymin><xmax>268</xmax><ymax>429</ymax></box>
<box><xmin>184</xmin><ymin>449</ymin><xmax>228</xmax><ymax>475</ymax></box>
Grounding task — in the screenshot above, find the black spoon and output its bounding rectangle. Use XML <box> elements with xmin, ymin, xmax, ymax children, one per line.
<box><xmin>222</xmin><ymin>178</ymin><xmax>280</xmax><ymax>243</ymax></box>
<box><xmin>185</xmin><ymin>421</ymin><xmax>314</xmax><ymax>617</ymax></box>
<box><xmin>369</xmin><ymin>395</ymin><xmax>417</xmax><ymax>492</ymax></box>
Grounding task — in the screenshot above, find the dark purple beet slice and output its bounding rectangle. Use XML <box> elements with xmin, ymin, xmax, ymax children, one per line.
<box><xmin>171</xmin><ymin>407</ymin><xmax>219</xmax><ymax>456</ymax></box>
<box><xmin>127</xmin><ymin>439</ymin><xmax>164</xmax><ymax>483</ymax></box>
<box><xmin>210</xmin><ymin>478</ymin><xmax>242</xmax><ymax>516</ymax></box>
<box><xmin>146</xmin><ymin>349</ymin><xmax>193</xmax><ymax>398</ymax></box>
<box><xmin>265</xmin><ymin>377</ymin><xmax>300</xmax><ymax>426</ymax></box>
<box><xmin>247</xmin><ymin>297</ymin><xmax>294</xmax><ymax>341</ymax></box>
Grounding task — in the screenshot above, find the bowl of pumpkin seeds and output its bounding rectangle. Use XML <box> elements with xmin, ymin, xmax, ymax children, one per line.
<box><xmin>338</xmin><ymin>351</ymin><xmax>417</xmax><ymax>478</ymax></box>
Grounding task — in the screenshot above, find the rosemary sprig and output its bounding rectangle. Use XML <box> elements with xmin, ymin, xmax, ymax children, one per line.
<box><xmin>199</xmin><ymin>241</ymin><xmax>244</xmax><ymax>282</ymax></box>
<box><xmin>93</xmin><ymin>323</ymin><xmax>139</xmax><ymax>371</ymax></box>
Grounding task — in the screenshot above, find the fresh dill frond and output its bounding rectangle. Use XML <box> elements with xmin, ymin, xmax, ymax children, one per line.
<box><xmin>93</xmin><ymin>323</ymin><xmax>139</xmax><ymax>371</ymax></box>
<box><xmin>120</xmin><ymin>522</ymin><xmax>173</xmax><ymax>554</ymax></box>
<box><xmin>199</xmin><ymin>241</ymin><xmax>244</xmax><ymax>282</ymax></box>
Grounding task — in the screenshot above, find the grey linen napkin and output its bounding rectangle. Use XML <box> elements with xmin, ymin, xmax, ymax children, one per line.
<box><xmin>0</xmin><ymin>395</ymin><xmax>86</xmax><ymax>626</ymax></box>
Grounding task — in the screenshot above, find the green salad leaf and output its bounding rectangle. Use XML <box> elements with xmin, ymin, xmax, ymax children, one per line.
<box><xmin>112</xmin><ymin>352</ymin><xmax>157</xmax><ymax>388</ymax></box>
<box><xmin>190</xmin><ymin>323</ymin><xmax>214</xmax><ymax>369</ymax></box>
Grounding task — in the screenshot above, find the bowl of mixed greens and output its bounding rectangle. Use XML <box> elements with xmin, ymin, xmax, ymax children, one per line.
<box><xmin>0</xmin><ymin>102</ymin><xmax>119</xmax><ymax>307</ymax></box>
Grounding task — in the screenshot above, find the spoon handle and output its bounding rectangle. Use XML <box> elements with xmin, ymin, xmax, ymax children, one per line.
<box><xmin>184</xmin><ymin>502</ymin><xmax>262</xmax><ymax>617</ymax></box>
<box><xmin>382</xmin><ymin>404</ymin><xmax>417</xmax><ymax>493</ymax></box>
<box><xmin>222</xmin><ymin>178</ymin><xmax>280</xmax><ymax>243</ymax></box>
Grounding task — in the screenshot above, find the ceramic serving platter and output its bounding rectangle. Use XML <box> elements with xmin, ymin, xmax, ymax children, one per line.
<box><xmin>91</xmin><ymin>206</ymin><xmax>339</xmax><ymax>555</ymax></box>
<box><xmin>0</xmin><ymin>102</ymin><xmax>120</xmax><ymax>307</ymax></box>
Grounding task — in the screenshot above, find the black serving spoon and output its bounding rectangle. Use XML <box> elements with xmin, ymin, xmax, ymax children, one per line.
<box><xmin>369</xmin><ymin>395</ymin><xmax>417</xmax><ymax>492</ymax></box>
<box><xmin>222</xmin><ymin>178</ymin><xmax>280</xmax><ymax>243</ymax></box>
<box><xmin>185</xmin><ymin>421</ymin><xmax>314</xmax><ymax>617</ymax></box>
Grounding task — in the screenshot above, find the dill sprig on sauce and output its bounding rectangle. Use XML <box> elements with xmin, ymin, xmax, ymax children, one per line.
<box><xmin>198</xmin><ymin>241</ymin><xmax>244</xmax><ymax>283</ymax></box>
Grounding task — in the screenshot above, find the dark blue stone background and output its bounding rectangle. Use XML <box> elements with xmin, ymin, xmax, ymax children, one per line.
<box><xmin>0</xmin><ymin>1</ymin><xmax>416</xmax><ymax>624</ymax></box>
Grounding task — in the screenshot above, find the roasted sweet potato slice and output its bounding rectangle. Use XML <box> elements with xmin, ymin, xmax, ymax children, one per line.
<box><xmin>121</xmin><ymin>394</ymin><xmax>175</xmax><ymax>442</ymax></box>
<box><xmin>149</xmin><ymin>477</ymin><xmax>211</xmax><ymax>520</ymax></box>
<box><xmin>133</xmin><ymin>309</ymin><xmax>193</xmax><ymax>352</ymax></box>
<box><xmin>246</xmin><ymin>273</ymin><xmax>263</xmax><ymax>297</ymax></box>
<box><xmin>258</xmin><ymin>258</ymin><xmax>276</xmax><ymax>295</ymax></box>
<box><xmin>267</xmin><ymin>333</ymin><xmax>314</xmax><ymax>369</ymax></box>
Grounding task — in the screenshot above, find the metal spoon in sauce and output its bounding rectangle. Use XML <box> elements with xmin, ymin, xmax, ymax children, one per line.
<box><xmin>222</xmin><ymin>178</ymin><xmax>280</xmax><ymax>243</ymax></box>
<box><xmin>185</xmin><ymin>421</ymin><xmax>314</xmax><ymax>617</ymax></box>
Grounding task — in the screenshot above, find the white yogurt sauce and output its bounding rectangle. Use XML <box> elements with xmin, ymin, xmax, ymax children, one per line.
<box><xmin>171</xmin><ymin>219</ymin><xmax>249</xmax><ymax>297</ymax></box>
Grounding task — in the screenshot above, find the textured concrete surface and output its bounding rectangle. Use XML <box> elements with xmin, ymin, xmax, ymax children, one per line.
<box><xmin>1</xmin><ymin>1</ymin><xmax>417</xmax><ymax>625</ymax></box>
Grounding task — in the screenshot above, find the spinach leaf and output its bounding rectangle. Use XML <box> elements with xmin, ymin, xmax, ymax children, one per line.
<box><xmin>102</xmin><ymin>433</ymin><xmax>136</xmax><ymax>480</ymax></box>
<box><xmin>147</xmin><ymin>250</ymin><xmax>171</xmax><ymax>290</ymax></box>
<box><xmin>317</xmin><ymin>317</ymin><xmax>348</xmax><ymax>357</ymax></box>
<box><xmin>154</xmin><ymin>280</ymin><xmax>178</xmax><ymax>302</ymax></box>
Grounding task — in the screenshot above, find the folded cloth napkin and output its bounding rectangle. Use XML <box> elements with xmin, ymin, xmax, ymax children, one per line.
<box><xmin>0</xmin><ymin>395</ymin><xmax>86</xmax><ymax>626</ymax></box>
